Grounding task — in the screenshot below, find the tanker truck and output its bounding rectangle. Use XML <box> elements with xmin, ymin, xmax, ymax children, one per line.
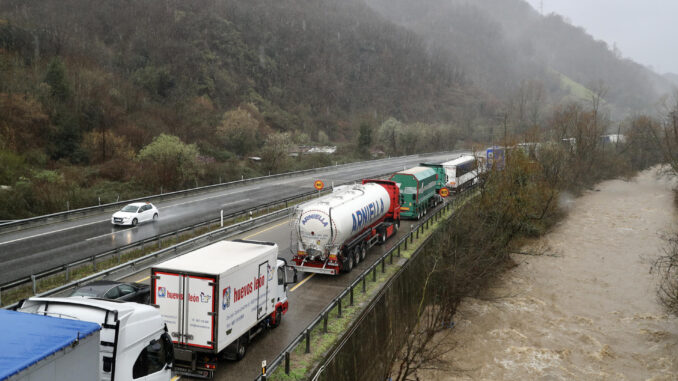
<box><xmin>291</xmin><ymin>179</ymin><xmax>400</xmax><ymax>275</ymax></box>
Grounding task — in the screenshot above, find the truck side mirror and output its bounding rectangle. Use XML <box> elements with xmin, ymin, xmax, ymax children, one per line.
<box><xmin>284</xmin><ymin>267</ymin><xmax>298</xmax><ymax>286</ymax></box>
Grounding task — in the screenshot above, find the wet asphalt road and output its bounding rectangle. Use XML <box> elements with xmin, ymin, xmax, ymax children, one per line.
<box><xmin>0</xmin><ymin>152</ymin><xmax>464</xmax><ymax>284</ymax></box>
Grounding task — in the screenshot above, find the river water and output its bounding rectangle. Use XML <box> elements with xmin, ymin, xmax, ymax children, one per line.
<box><xmin>426</xmin><ymin>168</ymin><xmax>678</xmax><ymax>380</ymax></box>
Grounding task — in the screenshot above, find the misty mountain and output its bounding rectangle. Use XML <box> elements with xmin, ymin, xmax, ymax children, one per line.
<box><xmin>664</xmin><ymin>73</ymin><xmax>678</xmax><ymax>88</ymax></box>
<box><xmin>364</xmin><ymin>0</ymin><xmax>666</xmax><ymax>118</ymax></box>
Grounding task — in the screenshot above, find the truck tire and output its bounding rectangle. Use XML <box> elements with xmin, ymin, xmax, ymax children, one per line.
<box><xmin>272</xmin><ymin>307</ymin><xmax>283</xmax><ymax>328</ymax></box>
<box><xmin>235</xmin><ymin>338</ymin><xmax>247</xmax><ymax>361</ymax></box>
<box><xmin>354</xmin><ymin>247</ymin><xmax>360</xmax><ymax>265</ymax></box>
<box><xmin>360</xmin><ymin>244</ymin><xmax>367</xmax><ymax>261</ymax></box>
<box><xmin>342</xmin><ymin>255</ymin><xmax>354</xmax><ymax>273</ymax></box>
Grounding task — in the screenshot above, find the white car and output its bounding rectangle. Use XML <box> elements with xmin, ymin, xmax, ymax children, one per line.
<box><xmin>111</xmin><ymin>202</ymin><xmax>159</xmax><ymax>226</ymax></box>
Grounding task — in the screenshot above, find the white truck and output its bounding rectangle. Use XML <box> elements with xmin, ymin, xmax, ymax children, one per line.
<box><xmin>15</xmin><ymin>297</ymin><xmax>173</xmax><ymax>381</ymax></box>
<box><xmin>0</xmin><ymin>308</ymin><xmax>101</xmax><ymax>380</ymax></box>
<box><xmin>150</xmin><ymin>239</ymin><xmax>297</xmax><ymax>379</ymax></box>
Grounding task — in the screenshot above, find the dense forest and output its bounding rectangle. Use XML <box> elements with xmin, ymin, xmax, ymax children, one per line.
<box><xmin>0</xmin><ymin>0</ymin><xmax>673</xmax><ymax>218</ymax></box>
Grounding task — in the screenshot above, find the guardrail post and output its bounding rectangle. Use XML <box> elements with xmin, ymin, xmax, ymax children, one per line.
<box><xmin>116</xmin><ymin>248</ymin><xmax>121</xmax><ymax>264</ymax></box>
<box><xmin>398</xmin><ymin>245</ymin><xmax>401</xmax><ymax>257</ymax></box>
<box><xmin>323</xmin><ymin>313</ymin><xmax>328</xmax><ymax>333</ymax></box>
<box><xmin>410</xmin><ymin>227</ymin><xmax>414</xmax><ymax>244</ymax></box>
<box><xmin>31</xmin><ymin>275</ymin><xmax>37</xmax><ymax>295</ymax></box>
<box><xmin>92</xmin><ymin>255</ymin><xmax>96</xmax><ymax>271</ymax></box>
<box><xmin>305</xmin><ymin>330</ymin><xmax>311</xmax><ymax>353</ymax></box>
<box><xmin>337</xmin><ymin>298</ymin><xmax>342</xmax><ymax>318</ymax></box>
<box><xmin>362</xmin><ymin>277</ymin><xmax>366</xmax><ymax>293</ymax></box>
<box><xmin>416</xmin><ymin>226</ymin><xmax>419</xmax><ymax>239</ymax></box>
<box><xmin>65</xmin><ymin>265</ymin><xmax>69</xmax><ymax>282</ymax></box>
<box><xmin>350</xmin><ymin>287</ymin><xmax>354</xmax><ymax>306</ymax></box>
<box><xmin>285</xmin><ymin>352</ymin><xmax>290</xmax><ymax>374</ymax></box>
<box><xmin>390</xmin><ymin>252</ymin><xmax>393</xmax><ymax>264</ymax></box>
<box><xmin>372</xmin><ymin>268</ymin><xmax>376</xmax><ymax>282</ymax></box>
<box><xmin>381</xmin><ymin>258</ymin><xmax>385</xmax><ymax>273</ymax></box>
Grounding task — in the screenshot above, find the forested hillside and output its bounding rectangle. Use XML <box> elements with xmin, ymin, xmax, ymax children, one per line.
<box><xmin>0</xmin><ymin>0</ymin><xmax>671</xmax><ymax>218</ymax></box>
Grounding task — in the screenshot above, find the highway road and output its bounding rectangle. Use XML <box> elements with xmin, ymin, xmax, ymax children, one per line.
<box><xmin>121</xmin><ymin>201</ymin><xmax>443</xmax><ymax>380</ymax></box>
<box><xmin>0</xmin><ymin>152</ymin><xmax>463</xmax><ymax>284</ymax></box>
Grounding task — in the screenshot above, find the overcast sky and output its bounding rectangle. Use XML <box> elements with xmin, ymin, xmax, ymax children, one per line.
<box><xmin>524</xmin><ymin>0</ymin><xmax>678</xmax><ymax>75</ymax></box>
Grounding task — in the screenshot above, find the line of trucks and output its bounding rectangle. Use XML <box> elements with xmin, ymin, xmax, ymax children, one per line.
<box><xmin>2</xmin><ymin>155</ymin><xmax>487</xmax><ymax>380</ymax></box>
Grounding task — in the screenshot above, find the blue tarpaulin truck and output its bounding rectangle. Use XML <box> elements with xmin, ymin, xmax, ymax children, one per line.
<box><xmin>0</xmin><ymin>309</ymin><xmax>101</xmax><ymax>381</ymax></box>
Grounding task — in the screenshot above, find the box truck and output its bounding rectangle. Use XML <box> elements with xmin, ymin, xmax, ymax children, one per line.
<box><xmin>150</xmin><ymin>239</ymin><xmax>297</xmax><ymax>379</ymax></box>
<box><xmin>0</xmin><ymin>309</ymin><xmax>101</xmax><ymax>381</ymax></box>
<box><xmin>16</xmin><ymin>297</ymin><xmax>173</xmax><ymax>381</ymax></box>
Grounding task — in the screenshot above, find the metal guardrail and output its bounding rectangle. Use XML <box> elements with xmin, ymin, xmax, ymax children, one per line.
<box><xmin>0</xmin><ymin>151</ymin><xmax>455</xmax><ymax>234</ymax></box>
<box><xmin>0</xmin><ymin>189</ymin><xmax>325</xmax><ymax>305</ymax></box>
<box><xmin>0</xmin><ymin>170</ymin><xmax>399</xmax><ymax>307</ymax></box>
<box><xmin>256</xmin><ymin>189</ymin><xmax>476</xmax><ymax>380</ymax></box>
<box><xmin>1</xmin><ymin>204</ymin><xmax>295</xmax><ymax>310</ymax></box>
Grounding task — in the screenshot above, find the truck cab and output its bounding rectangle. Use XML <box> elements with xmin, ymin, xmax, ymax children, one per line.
<box><xmin>17</xmin><ymin>297</ymin><xmax>173</xmax><ymax>381</ymax></box>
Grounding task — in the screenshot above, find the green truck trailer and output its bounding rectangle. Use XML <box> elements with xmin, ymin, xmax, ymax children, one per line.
<box><xmin>390</xmin><ymin>166</ymin><xmax>441</xmax><ymax>219</ymax></box>
<box><xmin>419</xmin><ymin>162</ymin><xmax>448</xmax><ymax>194</ymax></box>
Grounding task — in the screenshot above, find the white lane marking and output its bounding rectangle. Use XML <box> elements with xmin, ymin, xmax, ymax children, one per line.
<box><xmin>0</xmin><ymin>219</ymin><xmax>110</xmax><ymax>246</ymax></box>
<box><xmin>221</xmin><ymin>198</ymin><xmax>250</xmax><ymax>208</ymax></box>
<box><xmin>243</xmin><ymin>219</ymin><xmax>290</xmax><ymax>239</ymax></box>
<box><xmin>170</xmin><ymin>190</ymin><xmax>250</xmax><ymax>207</ymax></box>
<box><xmin>85</xmin><ymin>227</ymin><xmax>133</xmax><ymax>241</ymax></box>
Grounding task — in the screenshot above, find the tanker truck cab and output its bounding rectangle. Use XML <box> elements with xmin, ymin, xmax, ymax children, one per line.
<box><xmin>151</xmin><ymin>239</ymin><xmax>296</xmax><ymax>379</ymax></box>
<box><xmin>16</xmin><ymin>297</ymin><xmax>174</xmax><ymax>381</ymax></box>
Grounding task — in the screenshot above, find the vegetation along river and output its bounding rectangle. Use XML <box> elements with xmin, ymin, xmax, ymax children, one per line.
<box><xmin>427</xmin><ymin>168</ymin><xmax>678</xmax><ymax>380</ymax></box>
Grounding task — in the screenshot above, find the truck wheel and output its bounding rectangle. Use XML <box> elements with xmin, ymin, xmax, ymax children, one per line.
<box><xmin>273</xmin><ymin>307</ymin><xmax>283</xmax><ymax>328</ymax></box>
<box><xmin>354</xmin><ymin>248</ymin><xmax>360</xmax><ymax>265</ymax></box>
<box><xmin>360</xmin><ymin>244</ymin><xmax>367</xmax><ymax>261</ymax></box>
<box><xmin>343</xmin><ymin>255</ymin><xmax>354</xmax><ymax>273</ymax></box>
<box><xmin>235</xmin><ymin>339</ymin><xmax>247</xmax><ymax>361</ymax></box>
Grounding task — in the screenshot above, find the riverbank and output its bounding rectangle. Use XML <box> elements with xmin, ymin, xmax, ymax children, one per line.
<box><xmin>425</xmin><ymin>168</ymin><xmax>678</xmax><ymax>380</ymax></box>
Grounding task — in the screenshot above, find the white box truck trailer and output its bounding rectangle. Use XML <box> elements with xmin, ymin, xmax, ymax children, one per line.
<box><xmin>16</xmin><ymin>297</ymin><xmax>173</xmax><ymax>381</ymax></box>
<box><xmin>150</xmin><ymin>239</ymin><xmax>297</xmax><ymax>379</ymax></box>
<box><xmin>0</xmin><ymin>309</ymin><xmax>101</xmax><ymax>381</ymax></box>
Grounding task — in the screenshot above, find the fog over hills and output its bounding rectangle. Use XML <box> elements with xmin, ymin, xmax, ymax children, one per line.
<box><xmin>0</xmin><ymin>0</ymin><xmax>674</xmax><ymax>217</ymax></box>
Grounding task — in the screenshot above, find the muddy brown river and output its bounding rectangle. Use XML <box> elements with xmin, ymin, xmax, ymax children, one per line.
<box><xmin>426</xmin><ymin>169</ymin><xmax>678</xmax><ymax>380</ymax></box>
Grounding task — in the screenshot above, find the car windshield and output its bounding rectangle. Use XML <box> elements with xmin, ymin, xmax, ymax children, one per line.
<box><xmin>121</xmin><ymin>205</ymin><xmax>139</xmax><ymax>213</ymax></box>
<box><xmin>70</xmin><ymin>288</ymin><xmax>102</xmax><ymax>297</ymax></box>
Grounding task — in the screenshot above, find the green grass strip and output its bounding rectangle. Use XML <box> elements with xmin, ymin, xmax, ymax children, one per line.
<box><xmin>268</xmin><ymin>194</ymin><xmax>475</xmax><ymax>380</ymax></box>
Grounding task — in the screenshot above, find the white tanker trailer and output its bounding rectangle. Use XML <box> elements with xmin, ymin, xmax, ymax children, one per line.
<box><xmin>291</xmin><ymin>179</ymin><xmax>401</xmax><ymax>275</ymax></box>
